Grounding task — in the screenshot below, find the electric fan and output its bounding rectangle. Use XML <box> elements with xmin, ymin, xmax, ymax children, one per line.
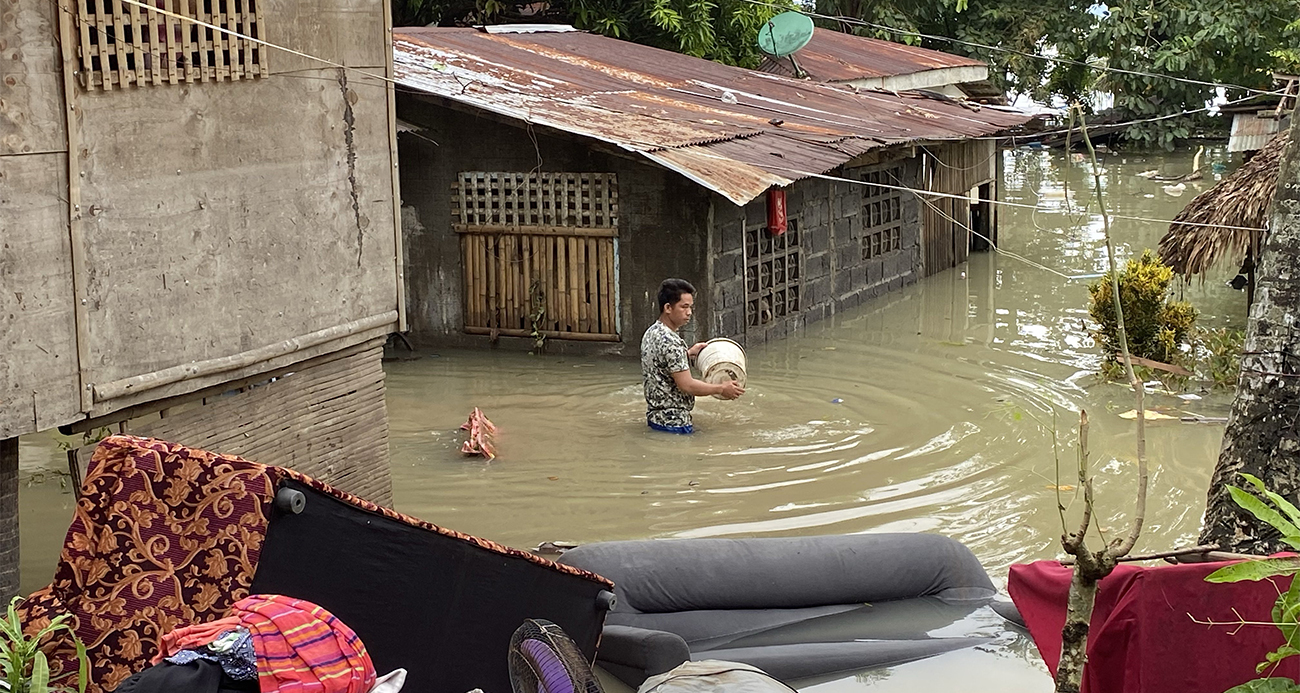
<box><xmin>508</xmin><ymin>619</ymin><xmax>604</xmax><ymax>693</ymax></box>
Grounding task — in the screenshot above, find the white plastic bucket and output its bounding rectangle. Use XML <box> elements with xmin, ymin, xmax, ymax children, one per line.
<box><xmin>696</xmin><ymin>338</ymin><xmax>747</xmax><ymax>399</ymax></box>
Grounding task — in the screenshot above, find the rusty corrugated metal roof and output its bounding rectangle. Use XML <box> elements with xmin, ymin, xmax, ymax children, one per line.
<box><xmin>756</xmin><ymin>28</ymin><xmax>984</xmax><ymax>82</ymax></box>
<box><xmin>1229</xmin><ymin>111</ymin><xmax>1288</xmax><ymax>153</ymax></box>
<box><xmin>393</xmin><ymin>27</ymin><xmax>1031</xmax><ymax>204</ymax></box>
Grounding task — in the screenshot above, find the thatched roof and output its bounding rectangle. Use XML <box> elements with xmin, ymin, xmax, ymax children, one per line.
<box><xmin>1159</xmin><ymin>131</ymin><xmax>1287</xmax><ymax>279</ymax></box>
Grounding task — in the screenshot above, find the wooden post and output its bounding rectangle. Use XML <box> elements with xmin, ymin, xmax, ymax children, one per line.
<box><xmin>57</xmin><ymin>0</ymin><xmax>93</xmax><ymax>413</ymax></box>
<box><xmin>383</xmin><ymin>0</ymin><xmax>406</xmax><ymax>332</ymax></box>
<box><xmin>0</xmin><ymin>438</ymin><xmax>18</xmax><ymax>601</ymax></box>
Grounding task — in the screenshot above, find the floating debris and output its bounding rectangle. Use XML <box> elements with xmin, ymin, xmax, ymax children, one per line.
<box><xmin>1118</xmin><ymin>409</ymin><xmax>1178</xmax><ymax>421</ymax></box>
<box><xmin>534</xmin><ymin>540</ymin><xmax>578</xmax><ymax>555</ymax></box>
<box><xmin>460</xmin><ymin>407</ymin><xmax>498</xmax><ymax>460</ymax></box>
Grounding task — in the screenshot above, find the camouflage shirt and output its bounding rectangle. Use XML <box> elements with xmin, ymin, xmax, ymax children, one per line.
<box><xmin>641</xmin><ymin>321</ymin><xmax>695</xmax><ymax>428</ymax></box>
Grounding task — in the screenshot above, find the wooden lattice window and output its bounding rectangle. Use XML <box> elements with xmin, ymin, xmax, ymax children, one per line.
<box><xmin>453</xmin><ymin>173</ymin><xmax>620</xmax><ymax>341</ymax></box>
<box><xmin>69</xmin><ymin>0</ymin><xmax>267</xmax><ymax>90</ymax></box>
<box><xmin>861</xmin><ymin>166</ymin><xmax>904</xmax><ymax>260</ymax></box>
<box><xmin>745</xmin><ymin>219</ymin><xmax>801</xmax><ymax>328</ymax></box>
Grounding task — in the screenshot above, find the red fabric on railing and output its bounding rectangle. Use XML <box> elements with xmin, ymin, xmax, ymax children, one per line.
<box><xmin>1009</xmin><ymin>560</ymin><xmax>1300</xmax><ymax>693</ymax></box>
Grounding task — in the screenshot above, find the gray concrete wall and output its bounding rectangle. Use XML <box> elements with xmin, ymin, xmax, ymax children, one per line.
<box><xmin>1</xmin><ymin>0</ymin><xmax>402</xmax><ymax>437</ymax></box>
<box><xmin>708</xmin><ymin>153</ymin><xmax>923</xmax><ymax>346</ymax></box>
<box><xmin>0</xmin><ymin>0</ymin><xmax>82</xmax><ymax>438</ymax></box>
<box><xmin>397</xmin><ymin>98</ymin><xmax>711</xmax><ymax>354</ymax></box>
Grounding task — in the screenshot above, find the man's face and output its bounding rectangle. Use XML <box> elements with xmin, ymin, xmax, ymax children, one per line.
<box><xmin>664</xmin><ymin>293</ymin><xmax>694</xmax><ymax>328</ymax></box>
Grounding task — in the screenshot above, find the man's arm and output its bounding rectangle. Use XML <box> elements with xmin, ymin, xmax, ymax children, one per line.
<box><xmin>671</xmin><ymin>369</ymin><xmax>745</xmax><ymax>400</ymax></box>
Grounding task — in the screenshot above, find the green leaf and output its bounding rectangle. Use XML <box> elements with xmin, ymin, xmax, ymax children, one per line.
<box><xmin>31</xmin><ymin>651</ymin><xmax>48</xmax><ymax>693</ymax></box>
<box><xmin>1228</xmin><ymin>485</ymin><xmax>1300</xmax><ymax>546</ymax></box>
<box><xmin>1276</xmin><ymin>577</ymin><xmax>1300</xmax><ymax>648</ymax></box>
<box><xmin>1224</xmin><ymin>678</ymin><xmax>1300</xmax><ymax>693</ymax></box>
<box><xmin>1241</xmin><ymin>474</ymin><xmax>1300</xmax><ymax>528</ymax></box>
<box><xmin>74</xmin><ymin>637</ymin><xmax>88</xmax><ymax>693</ymax></box>
<box><xmin>1207</xmin><ymin>557</ymin><xmax>1300</xmax><ymax>583</ymax></box>
<box><xmin>1262</xmin><ymin>647</ymin><xmax>1300</xmax><ymax>672</ymax></box>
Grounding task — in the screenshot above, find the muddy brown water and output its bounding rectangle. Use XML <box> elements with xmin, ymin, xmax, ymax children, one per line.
<box><xmin>18</xmin><ymin>147</ymin><xmax>1246</xmax><ymax>689</ymax></box>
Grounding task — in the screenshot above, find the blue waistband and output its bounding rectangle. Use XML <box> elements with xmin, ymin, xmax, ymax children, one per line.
<box><xmin>648</xmin><ymin>419</ymin><xmax>694</xmax><ymax>435</ymax></box>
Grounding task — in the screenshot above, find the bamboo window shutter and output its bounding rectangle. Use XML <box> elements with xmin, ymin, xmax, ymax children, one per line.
<box><xmin>66</xmin><ymin>0</ymin><xmax>268</xmax><ymax>90</ymax></box>
<box><xmin>922</xmin><ymin>141</ymin><xmax>993</xmax><ymax>276</ymax></box>
<box><xmin>452</xmin><ymin>172</ymin><xmax>619</xmax><ymax>342</ymax></box>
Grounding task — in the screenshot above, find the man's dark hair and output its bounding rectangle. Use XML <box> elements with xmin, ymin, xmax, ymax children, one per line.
<box><xmin>658</xmin><ymin>278</ymin><xmax>695</xmax><ymax>312</ymax></box>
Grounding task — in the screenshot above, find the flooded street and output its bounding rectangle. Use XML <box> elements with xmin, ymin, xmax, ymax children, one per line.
<box><xmin>384</xmin><ymin>145</ymin><xmax>1243</xmax><ymax>569</ymax></box>
<box><xmin>18</xmin><ymin>147</ymin><xmax>1247</xmax><ymax>688</ymax></box>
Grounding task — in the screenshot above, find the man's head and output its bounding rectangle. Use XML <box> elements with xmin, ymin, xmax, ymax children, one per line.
<box><xmin>657</xmin><ymin>278</ymin><xmax>695</xmax><ymax>329</ymax></box>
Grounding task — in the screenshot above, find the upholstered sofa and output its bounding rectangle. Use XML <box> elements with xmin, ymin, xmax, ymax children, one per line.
<box><xmin>561</xmin><ymin>533</ymin><xmax>1014</xmax><ymax>686</ymax></box>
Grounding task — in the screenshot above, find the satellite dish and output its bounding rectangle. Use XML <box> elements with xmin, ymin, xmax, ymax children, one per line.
<box><xmin>757</xmin><ymin>12</ymin><xmax>815</xmax><ymax>58</ymax></box>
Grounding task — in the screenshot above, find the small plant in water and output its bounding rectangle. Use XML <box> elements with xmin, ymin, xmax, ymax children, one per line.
<box><xmin>1203</xmin><ymin>474</ymin><xmax>1300</xmax><ymax>692</ymax></box>
<box><xmin>1088</xmin><ymin>250</ymin><xmax>1197</xmax><ymax>372</ymax></box>
<box><xmin>1197</xmin><ymin>327</ymin><xmax>1246</xmax><ymax>389</ymax></box>
<box><xmin>0</xmin><ymin>597</ymin><xmax>90</xmax><ymax>693</ymax></box>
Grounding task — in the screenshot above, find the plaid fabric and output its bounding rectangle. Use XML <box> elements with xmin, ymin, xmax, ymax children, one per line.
<box><xmin>232</xmin><ymin>595</ymin><xmax>375</xmax><ymax>693</ymax></box>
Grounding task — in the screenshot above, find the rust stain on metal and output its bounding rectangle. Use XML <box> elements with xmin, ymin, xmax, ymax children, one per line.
<box><xmin>757</xmin><ymin>28</ymin><xmax>985</xmax><ymax>82</ymax></box>
<box><xmin>393</xmin><ymin>27</ymin><xmax>1030</xmax><ymax>205</ymax></box>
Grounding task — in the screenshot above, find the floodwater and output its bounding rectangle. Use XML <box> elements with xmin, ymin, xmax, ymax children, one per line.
<box><xmin>17</xmin><ymin>146</ymin><xmax>1248</xmax><ymax>689</ymax></box>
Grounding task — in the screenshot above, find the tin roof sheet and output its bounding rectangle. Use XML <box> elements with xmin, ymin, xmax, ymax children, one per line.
<box><xmin>756</xmin><ymin>28</ymin><xmax>985</xmax><ymax>82</ymax></box>
<box><xmin>1229</xmin><ymin>111</ymin><xmax>1287</xmax><ymax>153</ymax></box>
<box><xmin>393</xmin><ymin>27</ymin><xmax>1031</xmax><ymax>204</ymax></box>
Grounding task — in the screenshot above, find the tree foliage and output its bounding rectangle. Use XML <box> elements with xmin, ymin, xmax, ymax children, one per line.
<box><xmin>394</xmin><ymin>0</ymin><xmax>1300</xmax><ymax>147</ymax></box>
<box><xmin>816</xmin><ymin>0</ymin><xmax>1300</xmax><ymax>149</ymax></box>
<box><xmin>393</xmin><ymin>0</ymin><xmax>794</xmax><ymax>68</ymax></box>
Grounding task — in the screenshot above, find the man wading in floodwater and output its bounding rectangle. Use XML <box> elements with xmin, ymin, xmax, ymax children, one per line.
<box><xmin>642</xmin><ymin>279</ymin><xmax>745</xmax><ymax>434</ymax></box>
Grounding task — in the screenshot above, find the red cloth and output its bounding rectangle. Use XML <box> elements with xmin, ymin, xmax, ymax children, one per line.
<box><xmin>150</xmin><ymin>616</ymin><xmax>243</xmax><ymax>664</ymax></box>
<box><xmin>1009</xmin><ymin>560</ymin><xmax>1300</xmax><ymax>693</ymax></box>
<box><xmin>232</xmin><ymin>595</ymin><xmax>376</xmax><ymax>693</ymax></box>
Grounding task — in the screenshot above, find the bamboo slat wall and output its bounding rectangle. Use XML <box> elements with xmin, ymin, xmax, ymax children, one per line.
<box><xmin>65</xmin><ymin>0</ymin><xmax>268</xmax><ymax>90</ymax></box>
<box><xmin>922</xmin><ymin>140</ymin><xmax>995</xmax><ymax>277</ymax></box>
<box><xmin>125</xmin><ymin>340</ymin><xmax>392</xmax><ymax>505</ymax></box>
<box><xmin>452</xmin><ymin>172</ymin><xmax>619</xmax><ymax>341</ymax></box>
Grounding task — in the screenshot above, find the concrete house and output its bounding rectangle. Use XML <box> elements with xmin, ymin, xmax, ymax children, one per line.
<box><xmin>394</xmin><ymin>26</ymin><xmax>1030</xmax><ymax>352</ymax></box>
<box><xmin>2</xmin><ymin>0</ymin><xmax>402</xmax><ymax>594</ymax></box>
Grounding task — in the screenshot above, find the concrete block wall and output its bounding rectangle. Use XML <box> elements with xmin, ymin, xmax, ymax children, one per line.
<box><xmin>708</xmin><ymin>152</ymin><xmax>923</xmax><ymax>346</ymax></box>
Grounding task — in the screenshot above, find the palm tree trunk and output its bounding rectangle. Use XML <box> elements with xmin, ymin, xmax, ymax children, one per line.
<box><xmin>1200</xmin><ymin>110</ymin><xmax>1300</xmax><ymax>554</ymax></box>
<box><xmin>0</xmin><ymin>437</ymin><xmax>18</xmax><ymax>600</ymax></box>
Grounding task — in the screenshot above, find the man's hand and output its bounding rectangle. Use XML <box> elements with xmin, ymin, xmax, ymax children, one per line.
<box><xmin>716</xmin><ymin>380</ymin><xmax>745</xmax><ymax>400</ymax></box>
<box><xmin>671</xmin><ymin>370</ymin><xmax>746</xmax><ymax>400</ymax></box>
<box><xmin>687</xmin><ymin>342</ymin><xmax>707</xmax><ymax>359</ymax></box>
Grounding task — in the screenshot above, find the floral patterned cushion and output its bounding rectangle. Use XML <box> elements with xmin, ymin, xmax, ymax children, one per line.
<box><xmin>22</xmin><ymin>436</ymin><xmax>277</xmax><ymax>692</ymax></box>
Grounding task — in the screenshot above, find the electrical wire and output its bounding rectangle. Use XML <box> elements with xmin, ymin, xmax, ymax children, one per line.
<box><xmin>743</xmin><ymin>0</ymin><xmax>1286</xmax><ymax>96</ymax></box>
<box><xmin>885</xmin><ymin>170</ymin><xmax>1091</xmax><ymax>280</ymax></box>
<box><xmin>760</xmin><ymin>159</ymin><xmax>1267</xmax><ymax>232</ymax></box>
<box><xmin>967</xmin><ymin>91</ymin><xmax>1277</xmax><ymax>142</ymax></box>
<box><xmin>64</xmin><ymin>0</ymin><xmax>402</xmax><ymax>86</ymax></box>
